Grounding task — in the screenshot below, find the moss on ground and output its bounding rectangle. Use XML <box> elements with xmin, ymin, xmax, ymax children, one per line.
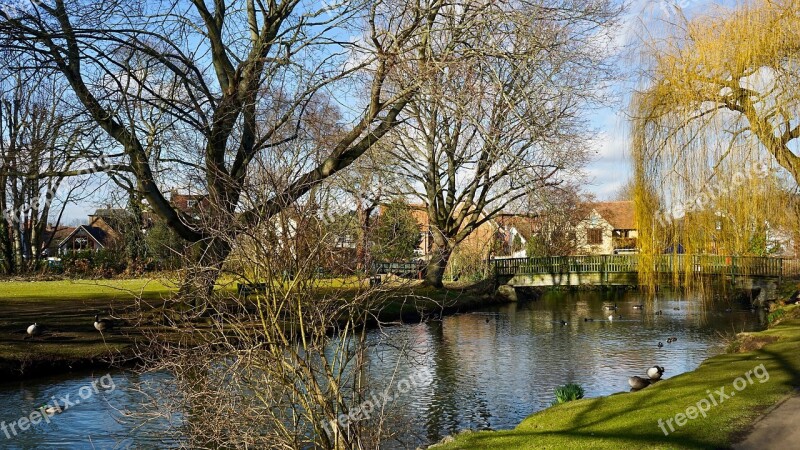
<box><xmin>435</xmin><ymin>304</ymin><xmax>800</xmax><ymax>450</ymax></box>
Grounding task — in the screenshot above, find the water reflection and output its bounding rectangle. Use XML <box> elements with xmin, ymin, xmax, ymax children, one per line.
<box><xmin>364</xmin><ymin>289</ymin><xmax>765</xmax><ymax>448</ymax></box>
<box><xmin>0</xmin><ymin>371</ymin><xmax>180</xmax><ymax>449</ymax></box>
<box><xmin>0</xmin><ymin>289</ymin><xmax>764</xmax><ymax>449</ymax></box>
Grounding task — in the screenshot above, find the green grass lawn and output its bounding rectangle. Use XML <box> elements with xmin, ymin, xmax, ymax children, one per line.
<box><xmin>435</xmin><ymin>305</ymin><xmax>800</xmax><ymax>449</ymax></box>
<box><xmin>0</xmin><ymin>277</ymin><xmax>176</xmax><ymax>302</ymax></box>
<box><xmin>0</xmin><ymin>278</ymin><xmax>178</xmax><ymax>371</ymax></box>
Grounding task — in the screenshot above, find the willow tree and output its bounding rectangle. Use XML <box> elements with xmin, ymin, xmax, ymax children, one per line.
<box><xmin>390</xmin><ymin>0</ymin><xmax>620</xmax><ymax>287</ymax></box>
<box><xmin>632</xmin><ymin>0</ymin><xmax>800</xmax><ymax>285</ymax></box>
<box><xmin>0</xmin><ymin>0</ymin><xmax>439</xmax><ymax>302</ymax></box>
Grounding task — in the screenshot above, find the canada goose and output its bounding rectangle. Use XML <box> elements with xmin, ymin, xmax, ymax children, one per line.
<box><xmin>39</xmin><ymin>404</ymin><xmax>62</xmax><ymax>415</ymax></box>
<box><xmin>584</xmin><ymin>317</ymin><xmax>594</xmax><ymax>322</ymax></box>
<box><xmin>633</xmin><ymin>304</ymin><xmax>644</xmax><ymax>310</ymax></box>
<box><xmin>628</xmin><ymin>376</ymin><xmax>651</xmax><ymax>390</ymax></box>
<box><xmin>560</xmin><ymin>320</ymin><xmax>568</xmax><ymax>326</ymax></box>
<box><xmin>27</xmin><ymin>323</ymin><xmax>42</xmax><ymax>337</ymax></box>
<box><xmin>94</xmin><ymin>315</ymin><xmax>114</xmax><ymax>332</ymax></box>
<box><xmin>666</xmin><ymin>338</ymin><xmax>673</xmax><ymax>343</ymax></box>
<box><xmin>655</xmin><ymin>310</ymin><xmax>663</xmax><ymax>316</ymax></box>
<box><xmin>647</xmin><ymin>366</ymin><xmax>665</xmax><ymax>380</ymax></box>
<box><xmin>657</xmin><ymin>342</ymin><xmax>663</xmax><ymax>348</ymax></box>
<box><xmin>669</xmin><ymin>336</ymin><xmax>677</xmax><ymax>342</ymax></box>
<box><xmin>604</xmin><ymin>304</ymin><xmax>618</xmax><ymax>311</ymax></box>
<box><xmin>673</xmin><ymin>307</ymin><xmax>680</xmax><ymax>310</ymax></box>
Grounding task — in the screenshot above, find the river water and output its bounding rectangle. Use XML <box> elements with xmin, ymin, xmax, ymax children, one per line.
<box><xmin>0</xmin><ymin>289</ymin><xmax>765</xmax><ymax>449</ymax></box>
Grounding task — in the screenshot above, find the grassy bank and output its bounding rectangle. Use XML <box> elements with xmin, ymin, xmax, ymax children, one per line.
<box><xmin>0</xmin><ymin>278</ymin><xmax>177</xmax><ymax>380</ymax></box>
<box><xmin>0</xmin><ymin>277</ymin><xmax>499</xmax><ymax>381</ymax></box>
<box><xmin>435</xmin><ymin>304</ymin><xmax>800</xmax><ymax>449</ymax></box>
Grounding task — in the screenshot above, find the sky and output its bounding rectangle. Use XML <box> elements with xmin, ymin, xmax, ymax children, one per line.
<box><xmin>59</xmin><ymin>0</ymin><xmax>739</xmax><ymax>224</ymax></box>
<box><xmin>582</xmin><ymin>0</ymin><xmax>748</xmax><ymax>200</ymax></box>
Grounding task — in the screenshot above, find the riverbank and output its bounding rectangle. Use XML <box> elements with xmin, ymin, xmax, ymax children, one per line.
<box><xmin>433</xmin><ymin>302</ymin><xmax>800</xmax><ymax>449</ymax></box>
<box><xmin>0</xmin><ymin>277</ymin><xmax>503</xmax><ymax>381</ymax></box>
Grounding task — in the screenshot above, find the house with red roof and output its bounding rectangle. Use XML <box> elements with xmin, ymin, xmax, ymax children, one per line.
<box><xmin>575</xmin><ymin>201</ymin><xmax>638</xmax><ymax>255</ymax></box>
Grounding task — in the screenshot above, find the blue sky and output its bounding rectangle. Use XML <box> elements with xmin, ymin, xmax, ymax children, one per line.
<box><xmin>60</xmin><ymin>0</ymin><xmax>738</xmax><ymax>223</ymax></box>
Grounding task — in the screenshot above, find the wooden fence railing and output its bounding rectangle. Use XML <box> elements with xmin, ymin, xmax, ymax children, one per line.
<box><xmin>373</xmin><ymin>261</ymin><xmax>425</xmax><ymax>276</ymax></box>
<box><xmin>492</xmin><ymin>255</ymin><xmax>800</xmax><ymax>279</ymax></box>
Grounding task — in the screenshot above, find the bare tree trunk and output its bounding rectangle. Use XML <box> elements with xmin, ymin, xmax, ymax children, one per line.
<box><xmin>11</xmin><ymin>220</ymin><xmax>23</xmax><ymax>271</ymax></box>
<box><xmin>0</xmin><ymin>219</ymin><xmax>11</xmax><ymax>275</ymax></box>
<box><xmin>176</xmin><ymin>237</ymin><xmax>232</xmax><ymax>310</ymax></box>
<box><xmin>424</xmin><ymin>240</ymin><xmax>452</xmax><ymax>288</ymax></box>
<box><xmin>355</xmin><ymin>201</ymin><xmax>377</xmax><ymax>273</ymax></box>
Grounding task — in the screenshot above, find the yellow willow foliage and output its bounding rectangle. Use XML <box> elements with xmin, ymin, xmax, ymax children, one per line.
<box><xmin>632</xmin><ymin>0</ymin><xmax>800</xmax><ymax>289</ymax></box>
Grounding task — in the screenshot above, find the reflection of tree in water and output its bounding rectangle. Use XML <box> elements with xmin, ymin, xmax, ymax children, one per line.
<box><xmin>423</xmin><ymin>317</ymin><xmax>497</xmax><ymax>443</ymax></box>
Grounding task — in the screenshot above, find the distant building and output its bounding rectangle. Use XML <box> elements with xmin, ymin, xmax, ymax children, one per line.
<box><xmin>170</xmin><ymin>191</ymin><xmax>208</xmax><ymax>212</ymax></box>
<box><xmin>53</xmin><ymin>208</ymin><xmax>130</xmax><ymax>254</ymax></box>
<box><xmin>406</xmin><ymin>204</ymin><xmax>497</xmax><ymax>260</ymax></box>
<box><xmin>575</xmin><ymin>201</ymin><xmax>638</xmax><ymax>255</ymax></box>
<box><xmin>41</xmin><ymin>226</ymin><xmax>76</xmax><ymax>256</ymax></box>
<box><xmin>56</xmin><ymin>224</ymin><xmax>110</xmax><ymax>253</ymax></box>
<box><xmin>494</xmin><ymin>214</ymin><xmax>539</xmax><ymax>258</ymax></box>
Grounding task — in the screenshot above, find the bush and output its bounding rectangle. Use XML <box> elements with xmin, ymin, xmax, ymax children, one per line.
<box><xmin>767</xmin><ymin>308</ymin><xmax>786</xmax><ymax>324</ymax></box>
<box><xmin>61</xmin><ymin>249</ymin><xmax>127</xmax><ymax>277</ymax></box>
<box><xmin>145</xmin><ymin>221</ymin><xmax>189</xmax><ymax>270</ymax></box>
<box><xmin>552</xmin><ymin>383</ymin><xmax>585</xmax><ymax>406</ymax></box>
<box><xmin>371</xmin><ymin>199</ymin><xmax>421</xmax><ymax>262</ymax></box>
<box><xmin>445</xmin><ymin>247</ymin><xmax>490</xmax><ymax>282</ymax></box>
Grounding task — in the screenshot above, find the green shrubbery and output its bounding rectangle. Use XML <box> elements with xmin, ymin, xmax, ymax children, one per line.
<box><xmin>60</xmin><ymin>250</ymin><xmax>127</xmax><ymax>276</ymax></box>
<box><xmin>552</xmin><ymin>383</ymin><xmax>585</xmax><ymax>406</ymax></box>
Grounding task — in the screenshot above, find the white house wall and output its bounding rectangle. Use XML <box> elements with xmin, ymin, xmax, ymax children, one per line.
<box><xmin>575</xmin><ymin>211</ymin><xmax>614</xmax><ymax>255</ymax></box>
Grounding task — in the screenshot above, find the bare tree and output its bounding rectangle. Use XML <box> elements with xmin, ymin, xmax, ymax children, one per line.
<box><xmin>612</xmin><ymin>179</ymin><xmax>635</xmax><ymax>201</ymax></box>
<box><xmin>331</xmin><ymin>145</ymin><xmax>399</xmax><ymax>272</ymax></box>
<box><xmin>134</xmin><ymin>174</ymin><xmax>428</xmax><ymax>449</ymax></box>
<box><xmin>389</xmin><ymin>0</ymin><xmax>620</xmax><ymax>287</ymax></box>
<box><xmin>0</xmin><ymin>74</ymin><xmax>95</xmax><ymax>273</ymax></box>
<box><xmin>0</xmin><ymin>0</ymin><xmax>437</xmax><ymax>300</ymax></box>
<box><xmin>523</xmin><ymin>185</ymin><xmax>594</xmax><ymax>257</ymax></box>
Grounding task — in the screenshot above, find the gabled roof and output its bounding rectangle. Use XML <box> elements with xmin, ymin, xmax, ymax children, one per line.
<box><xmin>58</xmin><ymin>225</ymin><xmax>108</xmax><ymax>248</ymax></box>
<box><xmin>590</xmin><ymin>201</ymin><xmax>636</xmax><ymax>230</ymax></box>
<box><xmin>41</xmin><ymin>226</ymin><xmax>76</xmax><ymax>249</ymax></box>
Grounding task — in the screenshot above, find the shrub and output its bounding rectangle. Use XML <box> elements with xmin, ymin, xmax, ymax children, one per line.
<box><xmin>552</xmin><ymin>383</ymin><xmax>585</xmax><ymax>406</ymax></box>
<box><xmin>60</xmin><ymin>249</ymin><xmax>127</xmax><ymax>277</ymax></box>
<box><xmin>767</xmin><ymin>308</ymin><xmax>786</xmax><ymax>324</ymax></box>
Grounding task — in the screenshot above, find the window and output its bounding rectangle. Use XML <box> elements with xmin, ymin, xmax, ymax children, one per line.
<box><xmin>587</xmin><ymin>228</ymin><xmax>603</xmax><ymax>245</ymax></box>
<box><xmin>186</xmin><ymin>199</ymin><xmax>197</xmax><ymax>208</ymax></box>
<box><xmin>74</xmin><ymin>237</ymin><xmax>88</xmax><ymax>250</ymax></box>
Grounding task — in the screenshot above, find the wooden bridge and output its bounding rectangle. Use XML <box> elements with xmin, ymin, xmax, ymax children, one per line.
<box><xmin>493</xmin><ymin>255</ymin><xmax>800</xmax><ymax>287</ymax></box>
